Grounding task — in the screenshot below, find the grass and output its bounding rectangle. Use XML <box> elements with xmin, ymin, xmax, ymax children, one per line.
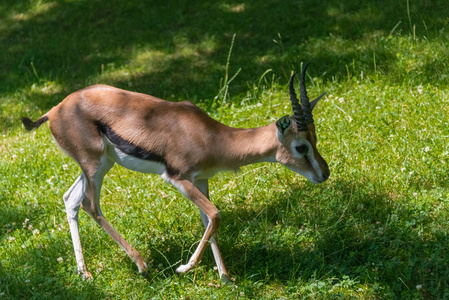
<box><xmin>1</xmin><ymin>0</ymin><xmax>449</xmax><ymax>298</ymax></box>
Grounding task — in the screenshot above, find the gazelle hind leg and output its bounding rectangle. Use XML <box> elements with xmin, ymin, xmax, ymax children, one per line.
<box><xmin>80</xmin><ymin>155</ymin><xmax>148</xmax><ymax>274</ymax></box>
<box><xmin>63</xmin><ymin>174</ymin><xmax>91</xmax><ymax>278</ymax></box>
<box><xmin>51</xmin><ymin>116</ymin><xmax>147</xmax><ymax>276</ymax></box>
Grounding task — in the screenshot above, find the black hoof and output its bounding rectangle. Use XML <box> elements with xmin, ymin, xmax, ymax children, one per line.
<box><xmin>140</xmin><ymin>271</ymin><xmax>150</xmax><ymax>279</ymax></box>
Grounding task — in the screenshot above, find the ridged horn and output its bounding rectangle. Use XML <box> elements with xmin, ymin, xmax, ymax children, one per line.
<box><xmin>300</xmin><ymin>61</ymin><xmax>325</xmax><ymax>124</ymax></box>
<box><xmin>289</xmin><ymin>72</ymin><xmax>308</xmax><ymax>131</ymax></box>
<box><xmin>300</xmin><ymin>61</ymin><xmax>314</xmax><ymax>124</ymax></box>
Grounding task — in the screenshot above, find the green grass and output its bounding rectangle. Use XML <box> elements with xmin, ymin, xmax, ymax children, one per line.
<box><xmin>1</xmin><ymin>0</ymin><xmax>449</xmax><ymax>298</ymax></box>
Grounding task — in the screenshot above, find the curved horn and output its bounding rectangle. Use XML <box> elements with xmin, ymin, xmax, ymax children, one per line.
<box><xmin>300</xmin><ymin>61</ymin><xmax>314</xmax><ymax>124</ymax></box>
<box><xmin>289</xmin><ymin>72</ymin><xmax>308</xmax><ymax>131</ymax></box>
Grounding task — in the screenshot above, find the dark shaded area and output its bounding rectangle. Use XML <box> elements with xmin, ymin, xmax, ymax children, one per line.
<box><xmin>0</xmin><ymin>190</ymin><xmax>105</xmax><ymax>299</ymax></box>
<box><xmin>213</xmin><ymin>179</ymin><xmax>449</xmax><ymax>298</ymax></box>
<box><xmin>2</xmin><ymin>0</ymin><xmax>448</xmax><ymax>115</ymax></box>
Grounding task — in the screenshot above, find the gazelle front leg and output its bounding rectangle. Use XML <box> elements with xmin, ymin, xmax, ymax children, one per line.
<box><xmin>162</xmin><ymin>174</ymin><xmax>221</xmax><ymax>275</ymax></box>
<box><xmin>195</xmin><ymin>179</ymin><xmax>232</xmax><ymax>283</ymax></box>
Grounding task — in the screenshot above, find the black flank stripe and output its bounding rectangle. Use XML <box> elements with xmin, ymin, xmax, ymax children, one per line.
<box><xmin>96</xmin><ymin>122</ymin><xmax>165</xmax><ymax>164</ymax></box>
<box><xmin>96</xmin><ymin>122</ymin><xmax>181</xmax><ymax>177</ymax></box>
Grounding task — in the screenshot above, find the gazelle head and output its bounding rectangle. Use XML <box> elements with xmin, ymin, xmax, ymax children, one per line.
<box><xmin>275</xmin><ymin>62</ymin><xmax>330</xmax><ymax>184</ymax></box>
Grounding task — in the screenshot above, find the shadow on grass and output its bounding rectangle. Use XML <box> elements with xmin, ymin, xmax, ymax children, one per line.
<box><xmin>142</xmin><ymin>177</ymin><xmax>449</xmax><ymax>298</ymax></box>
<box><xmin>0</xmin><ymin>189</ymin><xmax>104</xmax><ymax>298</ymax></box>
<box><xmin>0</xmin><ymin>234</ymin><xmax>105</xmax><ymax>299</ymax></box>
<box><xmin>2</xmin><ymin>0</ymin><xmax>449</xmax><ymax>130</ymax></box>
<box><xmin>0</xmin><ymin>247</ymin><xmax>105</xmax><ymax>300</ymax></box>
<box><xmin>235</xmin><ymin>178</ymin><xmax>447</xmax><ymax>297</ymax></box>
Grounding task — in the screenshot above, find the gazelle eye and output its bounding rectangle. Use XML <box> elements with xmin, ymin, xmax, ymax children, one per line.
<box><xmin>295</xmin><ymin>144</ymin><xmax>308</xmax><ymax>155</ymax></box>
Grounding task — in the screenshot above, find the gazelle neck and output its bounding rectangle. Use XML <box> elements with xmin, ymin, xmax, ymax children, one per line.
<box><xmin>218</xmin><ymin>123</ymin><xmax>279</xmax><ymax>168</ymax></box>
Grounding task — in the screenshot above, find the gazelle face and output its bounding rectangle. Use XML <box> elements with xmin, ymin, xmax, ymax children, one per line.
<box><xmin>275</xmin><ymin>116</ymin><xmax>330</xmax><ymax>184</ymax></box>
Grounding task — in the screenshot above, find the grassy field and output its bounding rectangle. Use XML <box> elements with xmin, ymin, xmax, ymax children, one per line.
<box><xmin>1</xmin><ymin>0</ymin><xmax>449</xmax><ymax>298</ymax></box>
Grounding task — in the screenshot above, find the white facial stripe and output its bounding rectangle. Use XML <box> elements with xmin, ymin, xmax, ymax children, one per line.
<box><xmin>291</xmin><ymin>139</ymin><xmax>311</xmax><ymax>158</ymax></box>
<box><xmin>287</xmin><ymin>166</ymin><xmax>319</xmax><ymax>183</ymax></box>
<box><xmin>290</xmin><ymin>139</ymin><xmax>324</xmax><ymax>181</ymax></box>
<box><xmin>308</xmin><ymin>151</ymin><xmax>323</xmax><ymax>178</ymax></box>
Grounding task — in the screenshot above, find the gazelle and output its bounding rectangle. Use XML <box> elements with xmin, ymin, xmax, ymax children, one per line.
<box><xmin>21</xmin><ymin>62</ymin><xmax>329</xmax><ymax>283</ymax></box>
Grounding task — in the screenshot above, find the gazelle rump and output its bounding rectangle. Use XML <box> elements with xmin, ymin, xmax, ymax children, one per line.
<box><xmin>21</xmin><ymin>63</ymin><xmax>329</xmax><ymax>283</ymax></box>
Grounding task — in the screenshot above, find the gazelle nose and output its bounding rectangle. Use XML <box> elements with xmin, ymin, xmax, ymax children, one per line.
<box><xmin>321</xmin><ymin>160</ymin><xmax>330</xmax><ymax>181</ymax></box>
<box><xmin>315</xmin><ymin>169</ymin><xmax>330</xmax><ymax>183</ymax></box>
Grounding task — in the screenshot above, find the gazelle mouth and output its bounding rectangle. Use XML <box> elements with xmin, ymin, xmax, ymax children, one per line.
<box><xmin>312</xmin><ymin>176</ymin><xmax>328</xmax><ymax>184</ymax></box>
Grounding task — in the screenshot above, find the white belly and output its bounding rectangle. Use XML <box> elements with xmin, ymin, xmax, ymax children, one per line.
<box><xmin>103</xmin><ymin>138</ymin><xmax>166</xmax><ymax>174</ymax></box>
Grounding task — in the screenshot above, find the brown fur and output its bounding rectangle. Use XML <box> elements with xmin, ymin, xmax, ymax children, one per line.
<box><xmin>41</xmin><ymin>85</ymin><xmax>286</xmax><ymax>179</ymax></box>
<box><xmin>21</xmin><ymin>84</ymin><xmax>329</xmax><ymax>282</ymax></box>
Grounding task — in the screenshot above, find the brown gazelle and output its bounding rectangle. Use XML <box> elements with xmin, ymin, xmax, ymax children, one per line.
<box><xmin>21</xmin><ymin>62</ymin><xmax>329</xmax><ymax>283</ymax></box>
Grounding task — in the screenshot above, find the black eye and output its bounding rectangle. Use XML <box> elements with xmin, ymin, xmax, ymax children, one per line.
<box><xmin>295</xmin><ymin>144</ymin><xmax>308</xmax><ymax>155</ymax></box>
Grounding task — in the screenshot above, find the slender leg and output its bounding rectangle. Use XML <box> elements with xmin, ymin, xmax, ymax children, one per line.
<box><xmin>52</xmin><ymin>116</ymin><xmax>148</xmax><ymax>276</ymax></box>
<box><xmin>162</xmin><ymin>173</ymin><xmax>229</xmax><ymax>281</ymax></box>
<box><xmin>80</xmin><ymin>155</ymin><xmax>148</xmax><ymax>274</ymax></box>
<box><xmin>63</xmin><ymin>174</ymin><xmax>91</xmax><ymax>278</ymax></box>
<box><xmin>195</xmin><ymin>179</ymin><xmax>232</xmax><ymax>283</ymax></box>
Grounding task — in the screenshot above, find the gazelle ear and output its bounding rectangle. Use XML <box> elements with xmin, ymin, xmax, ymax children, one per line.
<box><xmin>309</xmin><ymin>92</ymin><xmax>326</xmax><ymax>111</ymax></box>
<box><xmin>276</xmin><ymin>115</ymin><xmax>292</xmax><ymax>135</ymax></box>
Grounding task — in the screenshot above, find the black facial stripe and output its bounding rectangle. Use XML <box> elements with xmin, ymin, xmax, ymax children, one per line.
<box><xmin>304</xmin><ymin>155</ymin><xmax>313</xmax><ymax>169</ymax></box>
